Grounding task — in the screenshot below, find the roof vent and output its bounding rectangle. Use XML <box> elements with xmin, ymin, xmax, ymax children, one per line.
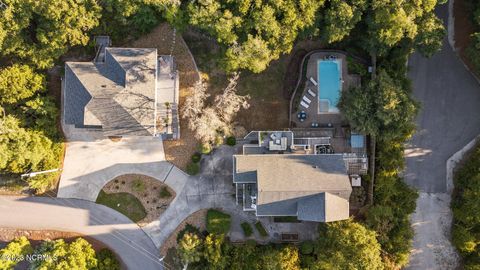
<box><xmin>312</xmin><ymin>165</ymin><xmax>318</xmax><ymax>169</ymax></box>
<box><xmin>101</xmin><ymin>85</ymin><xmax>107</xmax><ymax>88</ymax></box>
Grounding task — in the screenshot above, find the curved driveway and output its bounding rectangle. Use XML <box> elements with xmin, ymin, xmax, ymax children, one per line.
<box><xmin>405</xmin><ymin>3</ymin><xmax>480</xmax><ymax>269</ymax></box>
<box><xmin>0</xmin><ymin>196</ymin><xmax>163</xmax><ymax>270</ymax></box>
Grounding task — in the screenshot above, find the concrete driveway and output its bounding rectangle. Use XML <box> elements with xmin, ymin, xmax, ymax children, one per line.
<box><xmin>0</xmin><ymin>196</ymin><xmax>163</xmax><ymax>270</ymax></box>
<box><xmin>405</xmin><ymin>3</ymin><xmax>480</xmax><ymax>269</ymax></box>
<box><xmin>58</xmin><ymin>135</ymin><xmax>174</xmax><ymax>202</ymax></box>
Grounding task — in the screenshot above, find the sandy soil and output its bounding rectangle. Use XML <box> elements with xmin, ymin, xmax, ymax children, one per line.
<box><xmin>103</xmin><ymin>174</ymin><xmax>176</xmax><ymax>226</ymax></box>
<box><xmin>159</xmin><ymin>209</ymin><xmax>207</xmax><ymax>256</ymax></box>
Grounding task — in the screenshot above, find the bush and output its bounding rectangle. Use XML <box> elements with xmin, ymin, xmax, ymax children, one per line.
<box><xmin>191</xmin><ymin>152</ymin><xmax>202</xmax><ymax>163</ymax></box>
<box><xmin>96</xmin><ymin>248</ymin><xmax>120</xmax><ymax>270</ymax></box>
<box><xmin>300</xmin><ymin>241</ymin><xmax>314</xmax><ymax>255</ymax></box>
<box><xmin>186</xmin><ymin>162</ymin><xmax>200</xmax><ymax>175</ymax></box>
<box><xmin>199</xmin><ymin>143</ymin><xmax>212</xmax><ymax>154</ymax></box>
<box><xmin>131</xmin><ymin>179</ymin><xmax>145</xmax><ymax>193</ymax></box>
<box><xmin>206</xmin><ymin>209</ymin><xmax>231</xmax><ymax>234</ymax></box>
<box><xmin>177</xmin><ymin>223</ymin><xmax>201</xmax><ymax>243</ymax></box>
<box><xmin>159</xmin><ymin>186</ymin><xmax>172</xmax><ymax>199</ymax></box>
<box><xmin>226</xmin><ymin>136</ymin><xmax>236</xmax><ymax>146</ymax></box>
<box><xmin>451</xmin><ymin>144</ymin><xmax>480</xmax><ymax>266</ymax></box>
<box><xmin>255</xmin><ymin>222</ymin><xmax>268</xmax><ymax>237</ymax></box>
<box><xmin>241</xmin><ymin>222</ymin><xmax>253</xmax><ymax>237</ymax></box>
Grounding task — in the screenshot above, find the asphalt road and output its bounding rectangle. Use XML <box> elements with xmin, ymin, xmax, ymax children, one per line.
<box><xmin>0</xmin><ymin>196</ymin><xmax>163</xmax><ymax>270</ymax></box>
<box><xmin>405</xmin><ymin>4</ymin><xmax>480</xmax><ymax>193</ymax></box>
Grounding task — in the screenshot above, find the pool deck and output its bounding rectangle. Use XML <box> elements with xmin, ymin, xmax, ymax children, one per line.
<box><xmin>293</xmin><ymin>52</ymin><xmax>361</xmax><ymax>128</ymax></box>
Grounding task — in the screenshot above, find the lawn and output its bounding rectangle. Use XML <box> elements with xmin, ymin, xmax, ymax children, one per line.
<box><xmin>96</xmin><ymin>190</ymin><xmax>147</xmax><ymax>223</ymax></box>
<box><xmin>241</xmin><ymin>222</ymin><xmax>253</xmax><ymax>237</ymax></box>
<box><xmin>206</xmin><ymin>209</ymin><xmax>231</xmax><ymax>234</ymax></box>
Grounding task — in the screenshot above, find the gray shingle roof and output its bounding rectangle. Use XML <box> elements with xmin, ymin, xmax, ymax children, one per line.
<box><xmin>64</xmin><ymin>47</ymin><xmax>157</xmax><ymax>136</ymax></box>
<box><xmin>234</xmin><ymin>154</ymin><xmax>352</xmax><ymax>221</ymax></box>
<box><xmin>297</xmin><ymin>192</ymin><xmax>350</xmax><ymax>222</ymax></box>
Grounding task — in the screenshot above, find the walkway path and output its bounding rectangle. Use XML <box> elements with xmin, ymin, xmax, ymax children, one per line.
<box><xmin>404</xmin><ymin>3</ymin><xmax>480</xmax><ymax>269</ymax></box>
<box><xmin>0</xmin><ymin>196</ymin><xmax>163</xmax><ymax>270</ymax></box>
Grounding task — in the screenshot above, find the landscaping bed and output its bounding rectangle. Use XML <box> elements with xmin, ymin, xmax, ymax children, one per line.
<box><xmin>160</xmin><ymin>209</ymin><xmax>208</xmax><ymax>256</ymax></box>
<box><xmin>99</xmin><ymin>174</ymin><xmax>175</xmax><ymax>226</ymax></box>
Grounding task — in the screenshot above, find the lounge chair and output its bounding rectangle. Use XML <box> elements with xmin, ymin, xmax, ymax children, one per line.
<box><xmin>300</xmin><ymin>101</ymin><xmax>309</xmax><ymax>109</ymax></box>
<box><xmin>309</xmin><ymin>77</ymin><xmax>318</xmax><ymax>86</ymax></box>
<box><xmin>303</xmin><ymin>96</ymin><xmax>311</xmax><ymax>104</ymax></box>
<box><xmin>307</xmin><ymin>89</ymin><xmax>316</xmax><ymax>97</ymax></box>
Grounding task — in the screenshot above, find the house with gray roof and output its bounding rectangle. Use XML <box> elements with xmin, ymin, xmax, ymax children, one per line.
<box><xmin>233</xmin><ymin>154</ymin><xmax>352</xmax><ymax>222</ymax></box>
<box><xmin>63</xmin><ymin>46</ymin><xmax>179</xmax><ymax>139</ymax></box>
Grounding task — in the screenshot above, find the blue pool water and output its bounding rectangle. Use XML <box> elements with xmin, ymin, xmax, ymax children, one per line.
<box><xmin>318</xmin><ymin>60</ymin><xmax>341</xmax><ymax>111</ymax></box>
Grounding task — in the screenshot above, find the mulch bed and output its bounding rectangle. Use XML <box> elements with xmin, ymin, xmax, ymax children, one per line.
<box><xmin>102</xmin><ymin>174</ymin><xmax>176</xmax><ymax>227</ymax></box>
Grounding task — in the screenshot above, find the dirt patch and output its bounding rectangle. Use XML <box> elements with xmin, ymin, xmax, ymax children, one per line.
<box><xmin>102</xmin><ymin>174</ymin><xmax>176</xmax><ymax>227</ymax></box>
<box><xmin>159</xmin><ymin>209</ymin><xmax>208</xmax><ymax>256</ymax></box>
<box><xmin>128</xmin><ymin>24</ymin><xmax>201</xmax><ymax>170</ymax></box>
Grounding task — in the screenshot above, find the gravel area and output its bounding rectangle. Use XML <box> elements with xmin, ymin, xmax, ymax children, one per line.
<box><xmin>102</xmin><ymin>174</ymin><xmax>175</xmax><ymax>227</ymax></box>
<box><xmin>159</xmin><ymin>209</ymin><xmax>207</xmax><ymax>256</ymax></box>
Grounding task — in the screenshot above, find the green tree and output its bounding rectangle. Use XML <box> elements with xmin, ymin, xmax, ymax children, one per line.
<box><xmin>203</xmin><ymin>234</ymin><xmax>229</xmax><ymax>270</ymax></box>
<box><xmin>314</xmin><ymin>220</ymin><xmax>384</xmax><ymax>270</ymax></box>
<box><xmin>321</xmin><ymin>0</ymin><xmax>366</xmax><ymax>44</ymax></box>
<box><xmin>415</xmin><ymin>13</ymin><xmax>445</xmax><ymax>57</ymax></box>
<box><xmin>178</xmin><ymin>232</ymin><xmax>203</xmax><ymax>268</ymax></box>
<box><xmin>31</xmin><ymin>238</ymin><xmax>97</xmax><ymax>270</ymax></box>
<box><xmin>0</xmin><ymin>64</ymin><xmax>45</xmax><ymax>105</ymax></box>
<box><xmin>187</xmin><ymin>0</ymin><xmax>323</xmax><ymax>73</ymax></box>
<box><xmin>0</xmin><ymin>0</ymin><xmax>100</xmax><ymax>69</ymax></box>
<box><xmin>362</xmin><ymin>0</ymin><xmax>444</xmax><ymax>57</ymax></box>
<box><xmin>0</xmin><ymin>236</ymin><xmax>32</xmax><ymax>270</ymax></box>
<box><xmin>95</xmin><ymin>248</ymin><xmax>120</xmax><ymax>270</ymax></box>
<box><xmin>339</xmin><ymin>70</ymin><xmax>418</xmax><ymax>141</ymax></box>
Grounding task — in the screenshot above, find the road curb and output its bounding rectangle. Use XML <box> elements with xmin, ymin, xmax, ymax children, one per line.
<box><xmin>446</xmin><ymin>134</ymin><xmax>480</xmax><ymax>193</ymax></box>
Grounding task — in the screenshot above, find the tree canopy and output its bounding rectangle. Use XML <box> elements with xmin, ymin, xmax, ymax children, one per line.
<box><xmin>0</xmin><ymin>64</ymin><xmax>44</xmax><ymax>104</ymax></box>
<box><xmin>0</xmin><ymin>236</ymin><xmax>32</xmax><ymax>270</ymax></box>
<box><xmin>312</xmin><ymin>220</ymin><xmax>384</xmax><ymax>270</ymax></box>
<box><xmin>187</xmin><ymin>0</ymin><xmax>323</xmax><ymax>73</ymax></box>
<box><xmin>338</xmin><ymin>69</ymin><xmax>419</xmax><ymax>140</ymax></box>
<box><xmin>0</xmin><ymin>0</ymin><xmax>100</xmax><ymax>69</ymax></box>
<box><xmin>30</xmin><ymin>238</ymin><xmax>97</xmax><ymax>270</ymax></box>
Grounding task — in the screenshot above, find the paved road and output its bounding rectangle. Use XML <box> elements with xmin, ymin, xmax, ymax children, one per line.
<box><xmin>0</xmin><ymin>196</ymin><xmax>163</xmax><ymax>270</ymax></box>
<box><xmin>405</xmin><ymin>2</ymin><xmax>480</xmax><ymax>269</ymax></box>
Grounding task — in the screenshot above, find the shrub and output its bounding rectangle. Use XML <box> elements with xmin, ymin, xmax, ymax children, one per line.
<box><xmin>191</xmin><ymin>152</ymin><xmax>202</xmax><ymax>163</ymax></box>
<box><xmin>199</xmin><ymin>143</ymin><xmax>212</xmax><ymax>154</ymax></box>
<box><xmin>300</xmin><ymin>241</ymin><xmax>314</xmax><ymax>255</ymax></box>
<box><xmin>206</xmin><ymin>209</ymin><xmax>231</xmax><ymax>234</ymax></box>
<box><xmin>241</xmin><ymin>222</ymin><xmax>253</xmax><ymax>237</ymax></box>
<box><xmin>177</xmin><ymin>224</ymin><xmax>201</xmax><ymax>243</ymax></box>
<box><xmin>186</xmin><ymin>162</ymin><xmax>200</xmax><ymax>175</ymax></box>
<box><xmin>255</xmin><ymin>222</ymin><xmax>268</xmax><ymax>237</ymax></box>
<box><xmin>131</xmin><ymin>179</ymin><xmax>145</xmax><ymax>193</ymax></box>
<box><xmin>226</xmin><ymin>136</ymin><xmax>236</xmax><ymax>146</ymax></box>
<box><xmin>96</xmin><ymin>248</ymin><xmax>120</xmax><ymax>270</ymax></box>
<box><xmin>159</xmin><ymin>186</ymin><xmax>172</xmax><ymax>199</ymax></box>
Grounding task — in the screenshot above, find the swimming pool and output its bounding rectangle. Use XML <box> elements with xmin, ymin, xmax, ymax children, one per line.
<box><xmin>318</xmin><ymin>60</ymin><xmax>342</xmax><ymax>113</ymax></box>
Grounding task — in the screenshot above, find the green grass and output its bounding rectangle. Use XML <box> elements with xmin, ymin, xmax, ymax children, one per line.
<box><xmin>240</xmin><ymin>222</ymin><xmax>253</xmax><ymax>237</ymax></box>
<box><xmin>131</xmin><ymin>179</ymin><xmax>145</xmax><ymax>193</ymax></box>
<box><xmin>273</xmin><ymin>216</ymin><xmax>300</xmax><ymax>223</ymax></box>
<box><xmin>255</xmin><ymin>221</ymin><xmax>268</xmax><ymax>237</ymax></box>
<box><xmin>206</xmin><ymin>209</ymin><xmax>231</xmax><ymax>234</ymax></box>
<box><xmin>159</xmin><ymin>186</ymin><xmax>172</xmax><ymax>199</ymax></box>
<box><xmin>96</xmin><ymin>191</ymin><xmax>146</xmax><ymax>222</ymax></box>
<box><xmin>186</xmin><ymin>162</ymin><xmax>200</xmax><ymax>175</ymax></box>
